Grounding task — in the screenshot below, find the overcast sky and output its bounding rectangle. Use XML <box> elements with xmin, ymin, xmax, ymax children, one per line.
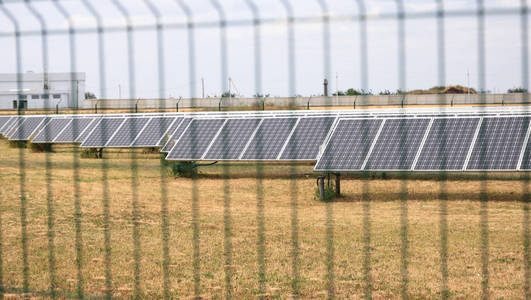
<box><xmin>0</xmin><ymin>0</ymin><xmax>529</xmax><ymax>99</ymax></box>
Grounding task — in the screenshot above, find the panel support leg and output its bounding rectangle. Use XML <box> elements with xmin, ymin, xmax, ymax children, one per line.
<box><xmin>335</xmin><ymin>173</ymin><xmax>341</xmax><ymax>196</ymax></box>
<box><xmin>317</xmin><ymin>175</ymin><xmax>325</xmax><ymax>201</ymax></box>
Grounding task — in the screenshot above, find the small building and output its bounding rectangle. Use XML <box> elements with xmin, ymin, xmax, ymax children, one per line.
<box><xmin>0</xmin><ymin>72</ymin><xmax>85</xmax><ymax>110</ymax></box>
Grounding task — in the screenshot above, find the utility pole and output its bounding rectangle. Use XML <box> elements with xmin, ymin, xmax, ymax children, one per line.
<box><xmin>228</xmin><ymin>77</ymin><xmax>231</xmax><ymax>103</ymax></box>
<box><xmin>335</xmin><ymin>73</ymin><xmax>339</xmax><ymax>103</ymax></box>
<box><xmin>201</xmin><ymin>77</ymin><xmax>205</xmax><ymax>98</ymax></box>
<box><xmin>467</xmin><ymin>70</ymin><xmax>470</xmax><ymax>102</ymax></box>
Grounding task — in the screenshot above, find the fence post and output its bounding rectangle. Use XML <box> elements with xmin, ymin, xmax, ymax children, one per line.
<box><xmin>56</xmin><ymin>104</ymin><xmax>58</xmax><ymax>114</ymax></box>
<box><xmin>95</xmin><ymin>104</ymin><xmax>98</xmax><ymax>114</ymax></box>
<box><xmin>176</xmin><ymin>103</ymin><xmax>179</xmax><ymax>112</ymax></box>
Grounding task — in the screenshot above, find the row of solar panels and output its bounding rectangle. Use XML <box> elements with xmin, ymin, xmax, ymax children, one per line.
<box><xmin>2</xmin><ymin>112</ymin><xmax>531</xmax><ymax>171</ymax></box>
<box><xmin>315</xmin><ymin>116</ymin><xmax>531</xmax><ymax>171</ymax></box>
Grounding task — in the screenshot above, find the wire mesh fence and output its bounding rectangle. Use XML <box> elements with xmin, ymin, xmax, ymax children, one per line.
<box><xmin>0</xmin><ymin>0</ymin><xmax>530</xmax><ymax>298</ymax></box>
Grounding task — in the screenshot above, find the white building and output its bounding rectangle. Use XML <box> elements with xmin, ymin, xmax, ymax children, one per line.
<box><xmin>0</xmin><ymin>72</ymin><xmax>85</xmax><ymax>110</ymax></box>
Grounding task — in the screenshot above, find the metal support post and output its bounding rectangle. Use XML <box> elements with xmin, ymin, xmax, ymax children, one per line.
<box><xmin>317</xmin><ymin>175</ymin><xmax>325</xmax><ymax>201</ymax></box>
<box><xmin>335</xmin><ymin>173</ymin><xmax>341</xmax><ymax>196</ymax></box>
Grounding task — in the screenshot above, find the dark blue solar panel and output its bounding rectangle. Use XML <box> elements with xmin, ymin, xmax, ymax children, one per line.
<box><xmin>32</xmin><ymin>118</ymin><xmax>73</xmax><ymax>143</ymax></box>
<box><xmin>166</xmin><ymin>119</ymin><xmax>226</xmax><ymax>160</ymax></box>
<box><xmin>203</xmin><ymin>119</ymin><xmax>262</xmax><ymax>160</ymax></box>
<box><xmin>8</xmin><ymin>117</ymin><xmax>47</xmax><ymax>141</ymax></box>
<box><xmin>161</xmin><ymin>118</ymin><xmax>192</xmax><ymax>152</ymax></box>
<box><xmin>415</xmin><ymin>118</ymin><xmax>480</xmax><ymax>170</ymax></box>
<box><xmin>81</xmin><ymin>118</ymin><xmax>125</xmax><ymax>147</ymax></box>
<box><xmin>280</xmin><ymin>117</ymin><xmax>336</xmax><ymax>160</ymax></box>
<box><xmin>365</xmin><ymin>118</ymin><xmax>430</xmax><ymax>170</ymax></box>
<box><xmin>106</xmin><ymin>118</ymin><xmax>150</xmax><ymax>147</ymax></box>
<box><xmin>314</xmin><ymin>119</ymin><xmax>382</xmax><ymax>171</ymax></box>
<box><xmin>132</xmin><ymin>117</ymin><xmax>179</xmax><ymax>147</ymax></box>
<box><xmin>54</xmin><ymin>118</ymin><xmax>95</xmax><ymax>143</ymax></box>
<box><xmin>241</xmin><ymin>118</ymin><xmax>298</xmax><ymax>160</ymax></box>
<box><xmin>467</xmin><ymin>117</ymin><xmax>529</xmax><ymax>170</ymax></box>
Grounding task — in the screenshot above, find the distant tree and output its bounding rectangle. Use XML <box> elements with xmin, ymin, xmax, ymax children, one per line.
<box><xmin>332</xmin><ymin>91</ymin><xmax>345</xmax><ymax>96</ymax></box>
<box><xmin>85</xmin><ymin>92</ymin><xmax>97</xmax><ymax>99</ymax></box>
<box><xmin>508</xmin><ymin>87</ymin><xmax>528</xmax><ymax>93</ymax></box>
<box><xmin>379</xmin><ymin>90</ymin><xmax>392</xmax><ymax>95</ymax></box>
<box><xmin>253</xmin><ymin>93</ymin><xmax>270</xmax><ymax>98</ymax></box>
<box><xmin>345</xmin><ymin>88</ymin><xmax>372</xmax><ymax>95</ymax></box>
<box><xmin>221</xmin><ymin>91</ymin><xmax>237</xmax><ymax>98</ymax></box>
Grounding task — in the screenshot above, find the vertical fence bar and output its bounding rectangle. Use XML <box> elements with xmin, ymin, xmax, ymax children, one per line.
<box><xmin>79</xmin><ymin>0</ymin><xmax>111</xmax><ymax>297</ymax></box>
<box><xmin>175</xmin><ymin>1</ymin><xmax>200</xmax><ymax>296</ymax></box>
<box><xmin>354</xmin><ymin>1</ymin><xmax>373</xmax><ymax>298</ymax></box>
<box><xmin>110</xmin><ymin>1</ymin><xmax>143</xmax><ymax>298</ymax></box>
<box><xmin>0</xmin><ymin>3</ymin><xmax>29</xmax><ymax>296</ymax></box>
<box><xmin>476</xmin><ymin>1</ymin><xmax>490</xmax><ymax>298</ymax></box>
<box><xmin>244</xmin><ymin>0</ymin><xmax>267</xmax><ymax>297</ymax></box>
<box><xmin>27</xmin><ymin>1</ymin><xmax>56</xmax><ymax>298</ymax></box>
<box><xmin>316</xmin><ymin>1</ymin><xmax>335</xmax><ymax>297</ymax></box>
<box><xmin>434</xmin><ymin>0</ymin><xmax>449</xmax><ymax>298</ymax></box>
<box><xmin>521</xmin><ymin>0</ymin><xmax>530</xmax><ymax>299</ymax></box>
<box><xmin>142</xmin><ymin>1</ymin><xmax>170</xmax><ymax>298</ymax></box>
<box><xmin>394</xmin><ymin>0</ymin><xmax>410</xmax><ymax>298</ymax></box>
<box><xmin>208</xmin><ymin>0</ymin><xmax>233</xmax><ymax>297</ymax></box>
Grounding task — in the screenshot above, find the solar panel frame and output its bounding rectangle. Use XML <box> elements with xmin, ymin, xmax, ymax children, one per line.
<box><xmin>0</xmin><ymin>116</ymin><xmax>16</xmax><ymax>136</ymax></box>
<box><xmin>160</xmin><ymin>118</ymin><xmax>191</xmax><ymax>153</ymax></box>
<box><xmin>105</xmin><ymin>117</ymin><xmax>151</xmax><ymax>148</ymax></box>
<box><xmin>32</xmin><ymin>118</ymin><xmax>73</xmax><ymax>143</ymax></box>
<box><xmin>203</xmin><ymin>118</ymin><xmax>263</xmax><ymax>160</ymax></box>
<box><xmin>240</xmin><ymin>117</ymin><xmax>299</xmax><ymax>161</ymax></box>
<box><xmin>8</xmin><ymin>117</ymin><xmax>48</xmax><ymax>141</ymax></box>
<box><xmin>81</xmin><ymin>118</ymin><xmax>126</xmax><ymax>148</ymax></box>
<box><xmin>131</xmin><ymin>116</ymin><xmax>181</xmax><ymax>148</ymax></box>
<box><xmin>466</xmin><ymin>116</ymin><xmax>530</xmax><ymax>170</ymax></box>
<box><xmin>52</xmin><ymin>117</ymin><xmax>96</xmax><ymax>143</ymax></box>
<box><xmin>279</xmin><ymin>116</ymin><xmax>337</xmax><ymax>161</ymax></box>
<box><xmin>413</xmin><ymin>117</ymin><xmax>481</xmax><ymax>171</ymax></box>
<box><xmin>313</xmin><ymin>118</ymin><xmax>384</xmax><ymax>171</ymax></box>
<box><xmin>165</xmin><ymin>118</ymin><xmax>227</xmax><ymax>160</ymax></box>
<box><xmin>0</xmin><ymin>116</ymin><xmax>12</xmax><ymax>133</ymax></box>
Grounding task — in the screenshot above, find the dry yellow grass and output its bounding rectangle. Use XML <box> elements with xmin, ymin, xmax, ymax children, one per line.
<box><xmin>0</xmin><ymin>140</ymin><xmax>530</xmax><ymax>298</ymax></box>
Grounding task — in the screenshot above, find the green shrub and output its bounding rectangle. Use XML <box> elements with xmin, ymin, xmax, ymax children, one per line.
<box><xmin>314</xmin><ymin>185</ymin><xmax>336</xmax><ymax>202</ymax></box>
<box><xmin>80</xmin><ymin>148</ymin><xmax>101</xmax><ymax>159</ymax></box>
<box><xmin>29</xmin><ymin>142</ymin><xmax>53</xmax><ymax>153</ymax></box>
<box><xmin>8</xmin><ymin>140</ymin><xmax>26</xmax><ymax>148</ymax></box>
<box><xmin>167</xmin><ymin>161</ymin><xmax>198</xmax><ymax>178</ymax></box>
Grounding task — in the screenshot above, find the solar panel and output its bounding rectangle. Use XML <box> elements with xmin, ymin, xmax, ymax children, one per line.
<box><xmin>365</xmin><ymin>118</ymin><xmax>430</xmax><ymax>170</ymax></box>
<box><xmin>131</xmin><ymin>117</ymin><xmax>179</xmax><ymax>147</ymax></box>
<box><xmin>8</xmin><ymin>117</ymin><xmax>47</xmax><ymax>141</ymax></box>
<box><xmin>32</xmin><ymin>118</ymin><xmax>73</xmax><ymax>143</ymax></box>
<box><xmin>166</xmin><ymin>119</ymin><xmax>226</xmax><ymax>160</ymax></box>
<box><xmin>467</xmin><ymin>117</ymin><xmax>530</xmax><ymax>170</ymax></box>
<box><xmin>161</xmin><ymin>118</ymin><xmax>192</xmax><ymax>153</ymax></box>
<box><xmin>0</xmin><ymin>116</ymin><xmax>15</xmax><ymax>135</ymax></box>
<box><xmin>54</xmin><ymin>118</ymin><xmax>95</xmax><ymax>143</ymax></box>
<box><xmin>241</xmin><ymin>118</ymin><xmax>298</xmax><ymax>160</ymax></box>
<box><xmin>203</xmin><ymin>118</ymin><xmax>262</xmax><ymax>160</ymax></box>
<box><xmin>105</xmin><ymin>117</ymin><xmax>150</xmax><ymax>147</ymax></box>
<box><xmin>314</xmin><ymin>119</ymin><xmax>383</xmax><ymax>171</ymax></box>
<box><xmin>415</xmin><ymin>118</ymin><xmax>480</xmax><ymax>170</ymax></box>
<box><xmin>81</xmin><ymin>118</ymin><xmax>125</xmax><ymax>148</ymax></box>
<box><xmin>280</xmin><ymin>117</ymin><xmax>336</xmax><ymax>160</ymax></box>
<box><xmin>0</xmin><ymin>116</ymin><xmax>12</xmax><ymax>132</ymax></box>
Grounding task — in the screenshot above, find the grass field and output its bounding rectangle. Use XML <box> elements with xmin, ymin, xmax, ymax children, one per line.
<box><xmin>0</xmin><ymin>139</ymin><xmax>530</xmax><ymax>298</ymax></box>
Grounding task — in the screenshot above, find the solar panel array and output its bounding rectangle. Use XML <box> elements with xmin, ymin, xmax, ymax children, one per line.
<box><xmin>8</xmin><ymin>117</ymin><xmax>48</xmax><ymax>141</ymax></box>
<box><xmin>55</xmin><ymin>118</ymin><xmax>95</xmax><ymax>143</ymax></box>
<box><xmin>32</xmin><ymin>118</ymin><xmax>73</xmax><ymax>143</ymax></box>
<box><xmin>2</xmin><ymin>107</ymin><xmax>531</xmax><ymax>172</ymax></box>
